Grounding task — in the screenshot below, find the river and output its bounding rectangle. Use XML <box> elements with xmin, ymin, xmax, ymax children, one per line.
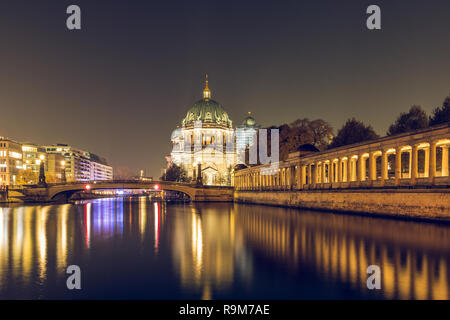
<box><xmin>0</xmin><ymin>197</ymin><xmax>449</xmax><ymax>299</ymax></box>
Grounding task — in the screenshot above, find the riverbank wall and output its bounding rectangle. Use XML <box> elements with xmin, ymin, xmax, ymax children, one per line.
<box><xmin>233</xmin><ymin>188</ymin><xmax>450</xmax><ymax>221</ymax></box>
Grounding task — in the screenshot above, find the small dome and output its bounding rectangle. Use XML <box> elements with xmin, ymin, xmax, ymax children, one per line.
<box><xmin>233</xmin><ymin>164</ymin><xmax>248</xmax><ymax>171</ymax></box>
<box><xmin>242</xmin><ymin>115</ymin><xmax>256</xmax><ymax>126</ymax></box>
<box><xmin>239</xmin><ymin>112</ymin><xmax>260</xmax><ymax>129</ymax></box>
<box><xmin>296</xmin><ymin>144</ymin><xmax>320</xmax><ymax>152</ymax></box>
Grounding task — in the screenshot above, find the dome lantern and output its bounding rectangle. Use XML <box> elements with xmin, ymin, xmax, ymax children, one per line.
<box><xmin>203</xmin><ymin>74</ymin><xmax>211</xmax><ymax>100</ymax></box>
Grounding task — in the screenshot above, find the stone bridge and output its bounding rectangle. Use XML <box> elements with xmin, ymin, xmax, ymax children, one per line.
<box><xmin>10</xmin><ymin>180</ymin><xmax>234</xmax><ymax>203</ymax></box>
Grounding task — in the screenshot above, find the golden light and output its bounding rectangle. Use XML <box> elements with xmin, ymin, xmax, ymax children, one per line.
<box><xmin>39</xmin><ymin>154</ymin><xmax>45</xmax><ymax>160</ymax></box>
<box><xmin>61</xmin><ymin>161</ymin><xmax>66</xmax><ymax>166</ymax></box>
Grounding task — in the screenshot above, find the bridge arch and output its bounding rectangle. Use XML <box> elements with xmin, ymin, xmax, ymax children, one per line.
<box><xmin>47</xmin><ymin>181</ymin><xmax>197</xmax><ymax>201</ymax></box>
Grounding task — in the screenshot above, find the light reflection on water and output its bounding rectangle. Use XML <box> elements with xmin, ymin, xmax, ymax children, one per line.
<box><xmin>0</xmin><ymin>197</ymin><xmax>448</xmax><ymax>299</ymax></box>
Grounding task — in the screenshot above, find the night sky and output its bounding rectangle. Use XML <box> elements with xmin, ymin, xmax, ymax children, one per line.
<box><xmin>0</xmin><ymin>0</ymin><xmax>449</xmax><ymax>177</ymax></box>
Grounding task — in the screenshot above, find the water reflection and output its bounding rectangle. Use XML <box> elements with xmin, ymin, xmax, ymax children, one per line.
<box><xmin>234</xmin><ymin>205</ymin><xmax>450</xmax><ymax>299</ymax></box>
<box><xmin>154</xmin><ymin>202</ymin><xmax>160</xmax><ymax>253</ymax></box>
<box><xmin>88</xmin><ymin>198</ymin><xmax>124</xmax><ymax>240</ymax></box>
<box><xmin>0</xmin><ymin>198</ymin><xmax>448</xmax><ymax>299</ymax></box>
<box><xmin>171</xmin><ymin>205</ymin><xmax>251</xmax><ymax>299</ymax></box>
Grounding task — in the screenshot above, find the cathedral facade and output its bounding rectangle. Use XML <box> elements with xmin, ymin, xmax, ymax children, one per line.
<box><xmin>170</xmin><ymin>76</ymin><xmax>237</xmax><ymax>185</ymax></box>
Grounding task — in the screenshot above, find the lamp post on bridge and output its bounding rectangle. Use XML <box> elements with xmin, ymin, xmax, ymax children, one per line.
<box><xmin>196</xmin><ymin>163</ymin><xmax>203</xmax><ymax>186</ymax></box>
<box><xmin>61</xmin><ymin>160</ymin><xmax>66</xmax><ymax>183</ymax></box>
<box><xmin>38</xmin><ymin>154</ymin><xmax>46</xmax><ymax>186</ymax></box>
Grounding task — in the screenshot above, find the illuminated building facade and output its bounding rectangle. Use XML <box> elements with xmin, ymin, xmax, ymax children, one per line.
<box><xmin>44</xmin><ymin>144</ymin><xmax>113</xmax><ymax>182</ymax></box>
<box><xmin>90</xmin><ymin>153</ymin><xmax>114</xmax><ymax>181</ymax></box>
<box><xmin>45</xmin><ymin>153</ymin><xmax>66</xmax><ymax>183</ymax></box>
<box><xmin>21</xmin><ymin>143</ymin><xmax>46</xmax><ymax>184</ymax></box>
<box><xmin>171</xmin><ymin>76</ymin><xmax>236</xmax><ymax>185</ymax></box>
<box><xmin>0</xmin><ymin>137</ymin><xmax>23</xmax><ymax>186</ymax></box>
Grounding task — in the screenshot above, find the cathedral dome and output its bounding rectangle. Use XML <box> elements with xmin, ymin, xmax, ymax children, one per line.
<box><xmin>181</xmin><ymin>75</ymin><xmax>232</xmax><ymax>128</ymax></box>
<box><xmin>182</xmin><ymin>99</ymin><xmax>232</xmax><ymax>128</ymax></box>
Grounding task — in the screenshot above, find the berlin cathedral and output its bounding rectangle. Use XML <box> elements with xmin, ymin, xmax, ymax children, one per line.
<box><xmin>170</xmin><ymin>75</ymin><xmax>259</xmax><ymax>185</ymax></box>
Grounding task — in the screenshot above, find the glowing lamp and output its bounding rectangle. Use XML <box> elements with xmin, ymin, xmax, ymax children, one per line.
<box><xmin>84</xmin><ymin>184</ymin><xmax>91</xmax><ymax>191</ymax></box>
<box><xmin>154</xmin><ymin>184</ymin><xmax>160</xmax><ymax>190</ymax></box>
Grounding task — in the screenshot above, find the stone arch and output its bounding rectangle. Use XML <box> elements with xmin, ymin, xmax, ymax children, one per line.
<box><xmin>48</xmin><ymin>182</ymin><xmax>196</xmax><ymax>202</ymax></box>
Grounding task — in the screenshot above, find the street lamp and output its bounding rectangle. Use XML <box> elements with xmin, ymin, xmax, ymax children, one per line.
<box><xmin>196</xmin><ymin>163</ymin><xmax>202</xmax><ymax>186</ymax></box>
<box><xmin>38</xmin><ymin>154</ymin><xmax>46</xmax><ymax>186</ymax></box>
<box><xmin>193</xmin><ymin>163</ymin><xmax>197</xmax><ymax>182</ymax></box>
<box><xmin>61</xmin><ymin>160</ymin><xmax>66</xmax><ymax>183</ymax></box>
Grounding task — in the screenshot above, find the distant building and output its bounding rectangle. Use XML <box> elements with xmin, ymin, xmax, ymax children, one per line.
<box><xmin>90</xmin><ymin>153</ymin><xmax>114</xmax><ymax>181</ymax></box>
<box><xmin>21</xmin><ymin>143</ymin><xmax>46</xmax><ymax>184</ymax></box>
<box><xmin>45</xmin><ymin>153</ymin><xmax>66</xmax><ymax>183</ymax></box>
<box><xmin>44</xmin><ymin>144</ymin><xmax>113</xmax><ymax>182</ymax></box>
<box><xmin>0</xmin><ymin>137</ymin><xmax>23</xmax><ymax>186</ymax></box>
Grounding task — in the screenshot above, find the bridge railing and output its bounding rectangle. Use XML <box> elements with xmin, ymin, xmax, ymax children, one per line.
<box><xmin>17</xmin><ymin>179</ymin><xmax>233</xmax><ymax>190</ymax></box>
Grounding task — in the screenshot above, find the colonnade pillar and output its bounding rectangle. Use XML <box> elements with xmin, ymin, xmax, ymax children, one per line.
<box><xmin>442</xmin><ymin>145</ymin><xmax>449</xmax><ymax>177</ymax></box>
<box><xmin>369</xmin><ymin>152</ymin><xmax>376</xmax><ymax>181</ymax></box>
<box><xmin>338</xmin><ymin>159</ymin><xmax>343</xmax><ymax>183</ymax></box>
<box><xmin>348</xmin><ymin>158</ymin><xmax>353</xmax><ymax>182</ymax></box>
<box><xmin>330</xmin><ymin>160</ymin><xmax>335</xmax><ymax>183</ymax></box>
<box><xmin>411</xmin><ymin>144</ymin><xmax>419</xmax><ymax>185</ymax></box>
<box><xmin>307</xmin><ymin>164</ymin><xmax>312</xmax><ymax>185</ymax></box>
<box><xmin>381</xmin><ymin>150</ymin><xmax>388</xmax><ymax>182</ymax></box>
<box><xmin>395</xmin><ymin>147</ymin><xmax>402</xmax><ymax>185</ymax></box>
<box><xmin>357</xmin><ymin>155</ymin><xmax>363</xmax><ymax>183</ymax></box>
<box><xmin>321</xmin><ymin>162</ymin><xmax>326</xmax><ymax>184</ymax></box>
<box><xmin>429</xmin><ymin>141</ymin><xmax>437</xmax><ymax>183</ymax></box>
